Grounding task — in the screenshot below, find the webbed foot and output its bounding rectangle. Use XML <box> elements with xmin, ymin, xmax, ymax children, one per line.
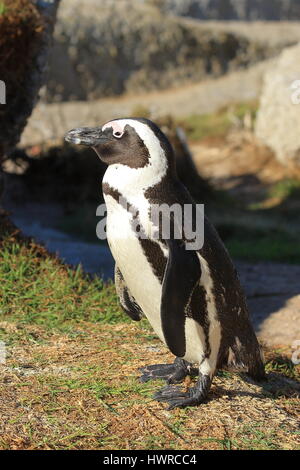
<box><xmin>139</xmin><ymin>358</ymin><xmax>195</xmax><ymax>384</ymax></box>
<box><xmin>154</xmin><ymin>373</ymin><xmax>211</xmax><ymax>409</ymax></box>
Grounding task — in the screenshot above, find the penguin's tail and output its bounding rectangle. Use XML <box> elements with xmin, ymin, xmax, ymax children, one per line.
<box><xmin>225</xmin><ymin>327</ymin><xmax>266</xmax><ymax>381</ymax></box>
<box><xmin>243</xmin><ymin>338</ymin><xmax>266</xmax><ymax>382</ymax></box>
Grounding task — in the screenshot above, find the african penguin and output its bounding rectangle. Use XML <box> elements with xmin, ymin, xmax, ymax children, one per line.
<box><xmin>65</xmin><ymin>118</ymin><xmax>266</xmax><ymax>409</ymax></box>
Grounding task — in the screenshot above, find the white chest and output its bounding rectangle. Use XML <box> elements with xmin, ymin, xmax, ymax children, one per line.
<box><xmin>104</xmin><ymin>194</ymin><xmax>165</xmax><ymax>341</ymax></box>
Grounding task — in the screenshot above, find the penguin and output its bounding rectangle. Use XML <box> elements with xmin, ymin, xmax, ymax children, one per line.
<box><xmin>65</xmin><ymin>118</ymin><xmax>266</xmax><ymax>409</ymax></box>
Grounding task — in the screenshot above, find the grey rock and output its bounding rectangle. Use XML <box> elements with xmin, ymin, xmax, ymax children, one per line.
<box><xmin>45</xmin><ymin>0</ymin><xmax>276</xmax><ymax>102</ymax></box>
<box><xmin>21</xmin><ymin>57</ymin><xmax>274</xmax><ymax>148</ymax></box>
<box><xmin>0</xmin><ymin>0</ymin><xmax>60</xmax><ymax>160</ymax></box>
<box><xmin>155</xmin><ymin>0</ymin><xmax>300</xmax><ymax>21</ymax></box>
<box><xmin>255</xmin><ymin>43</ymin><xmax>300</xmax><ymax>166</ymax></box>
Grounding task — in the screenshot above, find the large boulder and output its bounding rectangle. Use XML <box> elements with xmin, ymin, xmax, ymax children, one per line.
<box><xmin>45</xmin><ymin>0</ymin><xmax>277</xmax><ymax>102</ymax></box>
<box><xmin>0</xmin><ymin>0</ymin><xmax>60</xmax><ymax>159</ymax></box>
<box><xmin>0</xmin><ymin>0</ymin><xmax>60</xmax><ymax>201</ymax></box>
<box><xmin>255</xmin><ymin>43</ymin><xmax>300</xmax><ymax>167</ymax></box>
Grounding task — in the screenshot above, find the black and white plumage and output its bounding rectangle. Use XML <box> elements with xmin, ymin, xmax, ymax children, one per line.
<box><xmin>65</xmin><ymin>118</ymin><xmax>266</xmax><ymax>409</ymax></box>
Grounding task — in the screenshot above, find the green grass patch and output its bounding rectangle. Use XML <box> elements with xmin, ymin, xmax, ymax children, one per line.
<box><xmin>0</xmin><ymin>2</ymin><xmax>7</xmax><ymax>15</ymax></box>
<box><xmin>265</xmin><ymin>353</ymin><xmax>300</xmax><ymax>381</ymax></box>
<box><xmin>269</xmin><ymin>179</ymin><xmax>300</xmax><ymax>201</ymax></box>
<box><xmin>40</xmin><ymin>376</ymin><xmax>112</xmax><ymax>400</ymax></box>
<box><xmin>180</xmin><ymin>112</ymin><xmax>231</xmax><ymax>141</ymax></box>
<box><xmin>234</xmin><ymin>423</ymin><xmax>280</xmax><ymax>450</ymax></box>
<box><xmin>250</xmin><ymin>179</ymin><xmax>300</xmax><ymax>211</ymax></box>
<box><xmin>218</xmin><ymin>223</ymin><xmax>300</xmax><ymax>264</ymax></box>
<box><xmin>0</xmin><ymin>236</ymin><xmax>124</xmax><ymax>329</ymax></box>
<box><xmin>226</xmin><ymin>235</ymin><xmax>300</xmax><ymax>264</ymax></box>
<box><xmin>131</xmin><ymin>100</ymin><xmax>258</xmax><ymax>142</ymax></box>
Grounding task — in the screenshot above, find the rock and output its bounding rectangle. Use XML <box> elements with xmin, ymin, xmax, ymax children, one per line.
<box><xmin>0</xmin><ymin>0</ymin><xmax>60</xmax><ymax>160</ymax></box>
<box><xmin>155</xmin><ymin>0</ymin><xmax>300</xmax><ymax>21</ymax></box>
<box><xmin>45</xmin><ymin>0</ymin><xmax>278</xmax><ymax>102</ymax></box>
<box><xmin>255</xmin><ymin>43</ymin><xmax>300</xmax><ymax>167</ymax></box>
<box><xmin>20</xmin><ymin>57</ymin><xmax>274</xmax><ymax>148</ymax></box>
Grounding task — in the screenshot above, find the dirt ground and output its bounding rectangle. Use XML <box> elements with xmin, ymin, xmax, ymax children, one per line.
<box><xmin>0</xmin><ymin>321</ymin><xmax>299</xmax><ymax>450</ymax></box>
<box><xmin>191</xmin><ymin>130</ymin><xmax>300</xmax><ymax>190</ymax></box>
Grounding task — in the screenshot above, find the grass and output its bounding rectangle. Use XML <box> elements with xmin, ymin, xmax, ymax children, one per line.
<box><xmin>178</xmin><ymin>101</ymin><xmax>258</xmax><ymax>141</ymax></box>
<box><xmin>0</xmin><ymin>318</ymin><xmax>299</xmax><ymax>450</ymax></box>
<box><xmin>131</xmin><ymin>100</ymin><xmax>258</xmax><ymax>142</ymax></box>
<box><xmin>233</xmin><ymin>423</ymin><xmax>280</xmax><ymax>450</ymax></box>
<box><xmin>225</xmin><ymin>178</ymin><xmax>300</xmax><ymax>263</ymax></box>
<box><xmin>269</xmin><ymin>179</ymin><xmax>300</xmax><ymax>201</ymax></box>
<box><xmin>265</xmin><ymin>352</ymin><xmax>299</xmax><ymax>381</ymax></box>
<box><xmin>0</xmin><ymin>2</ymin><xmax>7</xmax><ymax>15</ymax></box>
<box><xmin>0</xmin><ymin>217</ymin><xmax>299</xmax><ymax>450</ymax></box>
<box><xmin>209</xmin><ymin>176</ymin><xmax>300</xmax><ymax>264</ymax></box>
<box><xmin>249</xmin><ymin>179</ymin><xmax>300</xmax><ymax>211</ymax></box>
<box><xmin>0</xmin><ymin>235</ymin><xmax>123</xmax><ymax>330</ymax></box>
<box><xmin>224</xmin><ymin>228</ymin><xmax>300</xmax><ymax>264</ymax></box>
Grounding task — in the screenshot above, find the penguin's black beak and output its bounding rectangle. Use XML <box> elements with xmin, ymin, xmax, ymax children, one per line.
<box><xmin>64</xmin><ymin>127</ymin><xmax>111</xmax><ymax>147</ymax></box>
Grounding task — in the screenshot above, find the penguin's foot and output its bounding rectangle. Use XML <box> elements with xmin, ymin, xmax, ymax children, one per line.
<box><xmin>154</xmin><ymin>374</ymin><xmax>211</xmax><ymax>409</ymax></box>
<box><xmin>139</xmin><ymin>358</ymin><xmax>194</xmax><ymax>384</ymax></box>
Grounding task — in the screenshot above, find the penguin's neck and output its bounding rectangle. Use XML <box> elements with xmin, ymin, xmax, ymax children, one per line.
<box><xmin>102</xmin><ymin>160</ymin><xmax>168</xmax><ymax>201</ymax></box>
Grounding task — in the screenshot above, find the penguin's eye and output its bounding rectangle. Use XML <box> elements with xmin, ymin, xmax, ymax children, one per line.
<box><xmin>113</xmin><ymin>131</ymin><xmax>123</xmax><ymax>139</ymax></box>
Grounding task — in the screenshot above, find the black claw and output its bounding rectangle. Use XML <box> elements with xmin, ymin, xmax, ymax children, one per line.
<box><xmin>139</xmin><ymin>374</ymin><xmax>151</xmax><ymax>383</ymax></box>
<box><xmin>154</xmin><ymin>385</ymin><xmax>187</xmax><ymax>402</ymax></box>
<box><xmin>154</xmin><ymin>385</ymin><xmax>180</xmax><ymax>398</ymax></box>
<box><xmin>154</xmin><ymin>374</ymin><xmax>212</xmax><ymax>409</ymax></box>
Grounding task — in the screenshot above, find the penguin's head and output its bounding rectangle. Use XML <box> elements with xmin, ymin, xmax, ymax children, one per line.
<box><xmin>65</xmin><ymin>118</ymin><xmax>176</xmax><ymax>184</ymax></box>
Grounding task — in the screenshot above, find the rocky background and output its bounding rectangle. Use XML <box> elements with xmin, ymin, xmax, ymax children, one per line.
<box><xmin>255</xmin><ymin>43</ymin><xmax>300</xmax><ymax>166</ymax></box>
<box><xmin>0</xmin><ymin>0</ymin><xmax>60</xmax><ymax>159</ymax></box>
<box><xmin>149</xmin><ymin>0</ymin><xmax>300</xmax><ymax>21</ymax></box>
<box><xmin>44</xmin><ymin>0</ymin><xmax>300</xmax><ymax>102</ymax></box>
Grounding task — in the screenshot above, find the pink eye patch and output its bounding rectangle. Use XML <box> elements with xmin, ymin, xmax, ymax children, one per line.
<box><xmin>102</xmin><ymin>121</ymin><xmax>125</xmax><ymax>138</ymax></box>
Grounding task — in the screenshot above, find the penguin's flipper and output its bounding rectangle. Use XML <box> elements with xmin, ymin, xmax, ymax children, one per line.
<box><xmin>115</xmin><ymin>265</ymin><xmax>143</xmax><ymax>321</ymax></box>
<box><xmin>161</xmin><ymin>239</ymin><xmax>201</xmax><ymax>358</ymax></box>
